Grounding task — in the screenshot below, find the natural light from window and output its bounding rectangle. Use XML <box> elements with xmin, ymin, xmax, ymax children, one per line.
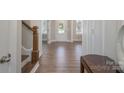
<box><xmin>42</xmin><ymin>21</ymin><xmax>48</xmax><ymax>34</ymax></box>
<box><xmin>58</xmin><ymin>23</ymin><xmax>64</xmax><ymax>34</ymax></box>
<box><xmin>76</xmin><ymin>20</ymin><xmax>82</xmax><ymax>34</ymax></box>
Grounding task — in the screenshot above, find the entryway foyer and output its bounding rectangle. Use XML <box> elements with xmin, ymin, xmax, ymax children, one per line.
<box><xmin>0</xmin><ymin>20</ymin><xmax>124</xmax><ymax>73</ymax></box>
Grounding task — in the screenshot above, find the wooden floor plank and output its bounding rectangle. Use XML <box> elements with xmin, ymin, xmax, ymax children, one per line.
<box><xmin>36</xmin><ymin>42</ymin><xmax>82</xmax><ymax>73</ymax></box>
<box><xmin>22</xmin><ymin>62</ymin><xmax>34</xmax><ymax>73</ymax></box>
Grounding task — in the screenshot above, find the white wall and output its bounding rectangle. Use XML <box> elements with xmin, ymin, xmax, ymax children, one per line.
<box><xmin>9</xmin><ymin>21</ymin><xmax>22</xmax><ymax>73</ymax></box>
<box><xmin>82</xmin><ymin>20</ymin><xmax>123</xmax><ymax>63</ymax></box>
<box><xmin>48</xmin><ymin>20</ymin><xmax>57</xmax><ymax>43</ymax></box>
<box><xmin>22</xmin><ymin>20</ymin><xmax>42</xmax><ymax>57</ymax></box>
<box><xmin>103</xmin><ymin>21</ymin><xmax>119</xmax><ymax>62</ymax></box>
<box><xmin>16</xmin><ymin>21</ymin><xmax>22</xmax><ymax>73</ymax></box>
<box><xmin>47</xmin><ymin>20</ymin><xmax>51</xmax><ymax>43</ymax></box>
<box><xmin>67</xmin><ymin>20</ymin><xmax>71</xmax><ymax>41</ymax></box>
<box><xmin>0</xmin><ymin>21</ymin><xmax>22</xmax><ymax>73</ymax></box>
<box><xmin>73</xmin><ymin>20</ymin><xmax>82</xmax><ymax>41</ymax></box>
<box><xmin>48</xmin><ymin>20</ymin><xmax>73</xmax><ymax>43</ymax></box>
<box><xmin>22</xmin><ymin>21</ymin><xmax>33</xmax><ymax>49</ymax></box>
<box><xmin>51</xmin><ymin>20</ymin><xmax>56</xmax><ymax>41</ymax></box>
<box><xmin>49</xmin><ymin>20</ymin><xmax>82</xmax><ymax>42</ymax></box>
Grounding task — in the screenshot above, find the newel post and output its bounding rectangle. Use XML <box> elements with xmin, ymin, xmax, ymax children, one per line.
<box><xmin>32</xmin><ymin>26</ymin><xmax>39</xmax><ymax>64</ymax></box>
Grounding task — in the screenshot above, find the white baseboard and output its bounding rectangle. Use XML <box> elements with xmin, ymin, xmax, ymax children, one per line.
<box><xmin>74</xmin><ymin>39</ymin><xmax>82</xmax><ymax>42</ymax></box>
<box><xmin>48</xmin><ymin>40</ymin><xmax>72</xmax><ymax>43</ymax></box>
<box><xmin>39</xmin><ymin>51</ymin><xmax>42</xmax><ymax>57</ymax></box>
<box><xmin>30</xmin><ymin>61</ymin><xmax>39</xmax><ymax>73</ymax></box>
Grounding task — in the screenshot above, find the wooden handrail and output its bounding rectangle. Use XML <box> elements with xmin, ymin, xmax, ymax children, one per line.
<box><xmin>22</xmin><ymin>21</ymin><xmax>32</xmax><ymax>31</ymax></box>
<box><xmin>22</xmin><ymin>21</ymin><xmax>39</xmax><ymax>64</ymax></box>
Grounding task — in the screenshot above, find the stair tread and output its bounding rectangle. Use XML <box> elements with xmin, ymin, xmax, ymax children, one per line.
<box><xmin>21</xmin><ymin>62</ymin><xmax>34</xmax><ymax>73</ymax></box>
<box><xmin>21</xmin><ymin>55</ymin><xmax>29</xmax><ymax>62</ymax></box>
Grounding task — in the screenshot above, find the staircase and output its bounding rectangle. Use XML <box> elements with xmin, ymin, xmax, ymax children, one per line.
<box><xmin>21</xmin><ymin>55</ymin><xmax>30</xmax><ymax>67</ymax></box>
<box><xmin>21</xmin><ymin>21</ymin><xmax>39</xmax><ymax>73</ymax></box>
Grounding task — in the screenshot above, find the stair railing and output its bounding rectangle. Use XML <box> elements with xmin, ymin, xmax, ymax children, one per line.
<box><xmin>22</xmin><ymin>21</ymin><xmax>39</xmax><ymax>64</ymax></box>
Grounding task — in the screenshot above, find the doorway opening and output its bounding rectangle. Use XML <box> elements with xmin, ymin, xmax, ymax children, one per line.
<box><xmin>41</xmin><ymin>20</ymin><xmax>49</xmax><ymax>55</ymax></box>
<box><xmin>73</xmin><ymin>20</ymin><xmax>82</xmax><ymax>48</ymax></box>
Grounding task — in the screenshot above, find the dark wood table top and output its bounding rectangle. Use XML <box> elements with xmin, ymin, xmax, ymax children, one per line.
<box><xmin>81</xmin><ymin>54</ymin><xmax>121</xmax><ymax>73</ymax></box>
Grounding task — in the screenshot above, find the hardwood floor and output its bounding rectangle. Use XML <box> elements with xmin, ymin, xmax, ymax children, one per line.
<box><xmin>36</xmin><ymin>42</ymin><xmax>82</xmax><ymax>73</ymax></box>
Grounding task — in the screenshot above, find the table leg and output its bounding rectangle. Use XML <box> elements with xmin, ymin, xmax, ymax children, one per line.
<box><xmin>80</xmin><ymin>56</ymin><xmax>84</xmax><ymax>73</ymax></box>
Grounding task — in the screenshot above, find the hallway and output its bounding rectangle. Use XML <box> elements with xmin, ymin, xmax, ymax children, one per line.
<box><xmin>36</xmin><ymin>42</ymin><xmax>82</xmax><ymax>73</ymax></box>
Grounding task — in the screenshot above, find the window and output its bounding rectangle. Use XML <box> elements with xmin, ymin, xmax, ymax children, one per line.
<box><xmin>76</xmin><ymin>20</ymin><xmax>82</xmax><ymax>34</ymax></box>
<box><xmin>42</xmin><ymin>21</ymin><xmax>48</xmax><ymax>34</ymax></box>
<box><xmin>58</xmin><ymin>23</ymin><xmax>64</xmax><ymax>34</ymax></box>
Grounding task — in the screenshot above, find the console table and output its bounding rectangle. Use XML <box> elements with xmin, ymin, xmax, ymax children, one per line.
<box><xmin>80</xmin><ymin>54</ymin><xmax>121</xmax><ymax>73</ymax></box>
